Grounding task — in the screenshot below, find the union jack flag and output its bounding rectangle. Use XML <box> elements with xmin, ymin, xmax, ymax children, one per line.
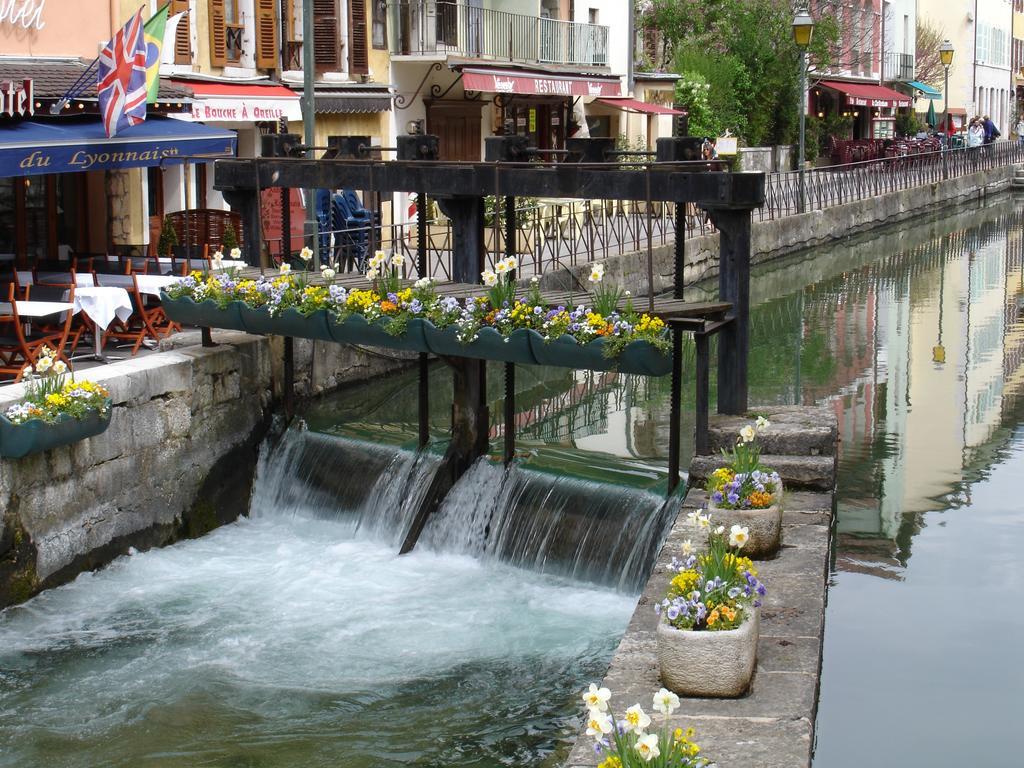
<box><xmin>97</xmin><ymin>9</ymin><xmax>148</xmax><ymax>138</ymax></box>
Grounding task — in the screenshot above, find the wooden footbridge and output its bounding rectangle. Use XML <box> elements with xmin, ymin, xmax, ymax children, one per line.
<box><xmin>211</xmin><ymin>132</ymin><xmax>765</xmax><ymax>551</ymax></box>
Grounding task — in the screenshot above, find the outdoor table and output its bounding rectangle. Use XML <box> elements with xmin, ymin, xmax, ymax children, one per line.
<box><xmin>0</xmin><ymin>300</ymin><xmax>75</xmax><ymax>318</ymax></box>
<box><xmin>95</xmin><ymin>273</ymin><xmax>179</xmax><ymax>296</ymax></box>
<box><xmin>68</xmin><ymin>286</ymin><xmax>133</xmax><ymax>362</ymax></box>
<box><xmin>16</xmin><ymin>271</ymin><xmax>93</xmax><ymax>287</ymax></box>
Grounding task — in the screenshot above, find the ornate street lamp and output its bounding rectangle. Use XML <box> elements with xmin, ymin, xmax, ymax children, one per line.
<box><xmin>793</xmin><ymin>8</ymin><xmax>815</xmax><ymax>213</ymax></box>
<box><xmin>940</xmin><ymin>40</ymin><xmax>954</xmax><ymax>141</ymax></box>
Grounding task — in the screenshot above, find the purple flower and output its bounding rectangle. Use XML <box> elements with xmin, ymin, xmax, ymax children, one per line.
<box><xmin>666</xmin><ymin>605</ymin><xmax>680</xmax><ymax>620</ymax></box>
<box><xmin>712</xmin><ymin>490</ymin><xmax>724</xmax><ymax>503</ymax></box>
<box><xmin>727</xmin><ymin>492</ymin><xmax>740</xmax><ymax>505</ymax></box>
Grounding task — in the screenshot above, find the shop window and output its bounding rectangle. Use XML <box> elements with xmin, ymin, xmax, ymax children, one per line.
<box><xmin>147</xmin><ymin>167</ymin><xmax>165</xmax><ymax>220</ymax></box>
<box><xmin>23</xmin><ymin>177</ymin><xmax>49</xmax><ymax>262</ymax></box>
<box><xmin>371</xmin><ymin>0</ymin><xmax>387</xmax><ymax>50</ymax></box>
<box><xmin>171</xmin><ymin>0</ymin><xmax>191</xmax><ymax>65</ymax></box>
<box><xmin>349</xmin><ymin>0</ymin><xmax>369</xmax><ymax>74</ymax></box>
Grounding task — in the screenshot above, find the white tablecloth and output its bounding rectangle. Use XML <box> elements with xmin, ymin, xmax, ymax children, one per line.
<box><xmin>72</xmin><ymin>287</ymin><xmax>133</xmax><ymax>331</ymax></box>
<box><xmin>16</xmin><ymin>271</ymin><xmax>94</xmax><ymax>287</ymax></box>
<box><xmin>96</xmin><ymin>273</ymin><xmax>179</xmax><ymax>296</ymax></box>
<box><xmin>0</xmin><ymin>300</ymin><xmax>75</xmax><ymax>318</ymax></box>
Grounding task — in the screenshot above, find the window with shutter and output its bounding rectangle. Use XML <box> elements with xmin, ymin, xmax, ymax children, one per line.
<box><xmin>255</xmin><ymin>0</ymin><xmax>278</xmax><ymax>68</ymax></box>
<box><xmin>349</xmin><ymin>0</ymin><xmax>369</xmax><ymax>74</ymax></box>
<box><xmin>172</xmin><ymin>0</ymin><xmax>191</xmax><ymax>65</ymax></box>
<box><xmin>208</xmin><ymin>0</ymin><xmax>227</xmax><ymax>67</ymax></box>
<box><xmin>313</xmin><ymin>0</ymin><xmax>340</xmax><ymax>71</ymax></box>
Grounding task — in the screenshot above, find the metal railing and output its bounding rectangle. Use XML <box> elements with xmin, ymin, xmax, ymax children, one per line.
<box><xmin>883</xmin><ymin>51</ymin><xmax>914</xmax><ymax>81</ymax></box>
<box><xmin>390</xmin><ymin>1</ymin><xmax>609</xmax><ymax>67</ymax></box>
<box><xmin>759</xmin><ymin>141</ymin><xmax>1024</xmax><ymax>221</ymax></box>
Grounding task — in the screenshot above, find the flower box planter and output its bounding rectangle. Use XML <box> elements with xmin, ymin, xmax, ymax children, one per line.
<box><xmin>530</xmin><ymin>334</ymin><xmax>673</xmax><ymax>376</ymax></box>
<box><xmin>423</xmin><ymin>323</ymin><xmax>537</xmax><ymax>365</ymax></box>
<box><xmin>328</xmin><ymin>315</ymin><xmax>430</xmax><ymax>352</ymax></box>
<box><xmin>706</xmin><ymin>500</ymin><xmax>782</xmax><ymax>558</ymax></box>
<box><xmin>0</xmin><ymin>399</ymin><xmax>113</xmax><ymax>459</ymax></box>
<box><xmin>237</xmin><ymin>304</ymin><xmax>279</xmax><ymax>336</ymax></box>
<box><xmin>160</xmin><ymin>294</ymin><xmax>244</xmax><ymax>331</ymax></box>
<box><xmin>273</xmin><ymin>308</ymin><xmax>333</xmax><ymax>341</ymax></box>
<box><xmin>656</xmin><ymin>609</ymin><xmax>759</xmax><ymax>698</ymax></box>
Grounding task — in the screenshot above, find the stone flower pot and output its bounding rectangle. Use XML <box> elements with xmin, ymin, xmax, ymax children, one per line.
<box><xmin>656</xmin><ymin>609</ymin><xmax>759</xmax><ymax>698</ymax></box>
<box><xmin>706</xmin><ymin>500</ymin><xmax>783</xmax><ymax>558</ymax></box>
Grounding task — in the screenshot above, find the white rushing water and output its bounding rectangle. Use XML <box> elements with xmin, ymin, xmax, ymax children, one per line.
<box><xmin>0</xmin><ymin>430</ymin><xmax>638</xmax><ymax>767</ymax></box>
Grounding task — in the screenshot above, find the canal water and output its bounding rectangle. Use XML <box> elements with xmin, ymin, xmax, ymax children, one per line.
<box><xmin>1</xmin><ymin>195</ymin><xmax>1022</xmax><ymax>766</ymax></box>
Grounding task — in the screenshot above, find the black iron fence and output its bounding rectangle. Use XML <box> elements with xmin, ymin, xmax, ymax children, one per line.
<box><xmin>299</xmin><ymin>142</ymin><xmax>1023</xmax><ymax>281</ymax></box>
<box><xmin>390</xmin><ymin>1</ymin><xmax>608</xmax><ymax>67</ymax></box>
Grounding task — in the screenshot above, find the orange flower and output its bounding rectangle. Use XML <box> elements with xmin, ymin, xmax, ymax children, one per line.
<box><xmin>380</xmin><ymin>300</ymin><xmax>398</xmax><ymax>313</ymax></box>
<box><xmin>748</xmin><ymin>491</ymin><xmax>773</xmax><ymax>508</ymax></box>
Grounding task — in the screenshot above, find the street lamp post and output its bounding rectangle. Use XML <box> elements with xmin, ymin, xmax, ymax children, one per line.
<box><xmin>792</xmin><ymin>9</ymin><xmax>815</xmax><ymax>214</ymax></box>
<box><xmin>940</xmin><ymin>39</ymin><xmax>954</xmax><ymax>178</ymax></box>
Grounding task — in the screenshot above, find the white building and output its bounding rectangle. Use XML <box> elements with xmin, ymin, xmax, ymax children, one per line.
<box><xmin>974</xmin><ymin>0</ymin><xmax>1014</xmax><ymax>134</ymax></box>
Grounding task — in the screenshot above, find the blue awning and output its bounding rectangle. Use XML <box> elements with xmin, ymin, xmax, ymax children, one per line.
<box><xmin>906</xmin><ymin>80</ymin><xmax>941</xmax><ymax>99</ymax></box>
<box><xmin>0</xmin><ymin>118</ymin><xmax>237</xmax><ymax>178</ymax></box>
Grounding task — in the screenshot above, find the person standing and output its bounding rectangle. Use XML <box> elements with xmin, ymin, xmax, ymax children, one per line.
<box><xmin>1016</xmin><ymin>116</ymin><xmax>1024</xmax><ymax>147</ymax></box>
<box><xmin>982</xmin><ymin>115</ymin><xmax>1000</xmax><ymax>145</ymax></box>
<box><xmin>967</xmin><ymin>118</ymin><xmax>984</xmax><ymax>148</ymax></box>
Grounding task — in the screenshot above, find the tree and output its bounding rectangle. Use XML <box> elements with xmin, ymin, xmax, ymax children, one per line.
<box><xmin>915</xmin><ymin>18</ymin><xmax>946</xmax><ymax>88</ymax></box>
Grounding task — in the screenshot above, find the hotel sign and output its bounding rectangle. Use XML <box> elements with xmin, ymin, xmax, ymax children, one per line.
<box><xmin>1</xmin><ymin>79</ymin><xmax>33</xmax><ymax>118</ymax></box>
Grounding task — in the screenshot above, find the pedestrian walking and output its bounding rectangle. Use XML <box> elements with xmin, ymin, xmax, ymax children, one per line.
<box><xmin>967</xmin><ymin>118</ymin><xmax>984</xmax><ymax>148</ymax></box>
<box><xmin>1016</xmin><ymin>116</ymin><xmax>1024</xmax><ymax>147</ymax></box>
<box><xmin>982</xmin><ymin>116</ymin><xmax>1000</xmax><ymax>145</ymax></box>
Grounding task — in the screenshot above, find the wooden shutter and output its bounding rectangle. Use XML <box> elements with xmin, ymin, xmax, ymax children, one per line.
<box><xmin>313</xmin><ymin>0</ymin><xmax>339</xmax><ymax>70</ymax></box>
<box><xmin>208</xmin><ymin>0</ymin><xmax>227</xmax><ymax>66</ymax></box>
<box><xmin>171</xmin><ymin>0</ymin><xmax>191</xmax><ymax>64</ymax></box>
<box><xmin>348</xmin><ymin>0</ymin><xmax>369</xmax><ymax>74</ymax></box>
<box><xmin>255</xmin><ymin>0</ymin><xmax>278</xmax><ymax>68</ymax></box>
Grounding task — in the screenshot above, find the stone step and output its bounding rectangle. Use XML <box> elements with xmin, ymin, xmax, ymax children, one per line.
<box><xmin>706</xmin><ymin>405</ymin><xmax>837</xmax><ymax>457</ymax></box>
<box><xmin>688</xmin><ymin>453</ymin><xmax>837</xmax><ymax>492</ymax></box>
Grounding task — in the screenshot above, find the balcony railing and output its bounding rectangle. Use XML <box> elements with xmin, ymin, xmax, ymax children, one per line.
<box><xmin>883</xmin><ymin>52</ymin><xmax>915</xmax><ymax>82</ymax></box>
<box><xmin>390</xmin><ymin>1</ymin><xmax>609</xmax><ymax>67</ymax></box>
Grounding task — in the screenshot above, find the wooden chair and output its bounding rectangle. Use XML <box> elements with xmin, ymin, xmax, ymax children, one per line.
<box><xmin>101</xmin><ymin>273</ymin><xmax>174</xmax><ymax>355</ymax></box>
<box><xmin>26</xmin><ymin>282</ymin><xmax>85</xmax><ymax>359</ymax></box>
<box><xmin>0</xmin><ymin>284</ymin><xmax>75</xmax><ymax>381</ymax></box>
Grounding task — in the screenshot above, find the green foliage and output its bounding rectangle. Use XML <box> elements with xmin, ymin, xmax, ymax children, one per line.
<box><xmin>895</xmin><ymin>111</ymin><xmax>923</xmax><ymax>138</ymax></box>
<box><xmin>220</xmin><ymin>222</ymin><xmax>238</xmax><ymax>252</ymax></box>
<box><xmin>157</xmin><ymin>216</ymin><xmax>178</xmax><ymax>257</ymax></box>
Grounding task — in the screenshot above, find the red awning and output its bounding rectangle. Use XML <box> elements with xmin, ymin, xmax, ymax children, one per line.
<box><xmin>169</xmin><ymin>79</ymin><xmax>302</xmax><ymax>122</ymax></box>
<box><xmin>595</xmin><ymin>98</ymin><xmax>682</xmax><ymax>115</ymax></box>
<box><xmin>461</xmin><ymin>67</ymin><xmax>621</xmax><ymax>97</ymax></box>
<box><xmin>817</xmin><ymin>80</ymin><xmax>911</xmax><ymax>108</ymax></box>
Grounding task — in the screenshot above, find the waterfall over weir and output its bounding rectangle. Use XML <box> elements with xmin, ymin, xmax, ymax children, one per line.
<box><xmin>253</xmin><ymin>427</ymin><xmax>677</xmax><ymax>592</ymax></box>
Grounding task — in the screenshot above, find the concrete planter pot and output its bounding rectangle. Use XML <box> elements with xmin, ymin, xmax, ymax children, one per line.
<box><xmin>328</xmin><ymin>314</ymin><xmax>429</xmax><ymax>352</ymax></box>
<box><xmin>656</xmin><ymin>609</ymin><xmax>759</xmax><ymax>698</ymax></box>
<box><xmin>0</xmin><ymin>399</ymin><xmax>113</xmax><ymax>459</ymax></box>
<box><xmin>706</xmin><ymin>501</ymin><xmax>783</xmax><ymax>558</ymax></box>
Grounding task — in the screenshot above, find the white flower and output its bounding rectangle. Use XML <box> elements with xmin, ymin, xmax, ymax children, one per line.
<box><xmin>686</xmin><ymin>511</ymin><xmax>699</xmax><ymax>526</ymax></box>
<box><xmin>370</xmin><ymin>250</ymin><xmax>386</xmax><ymax>268</ymax></box>
<box><xmin>585</xmin><ymin>709</ymin><xmax>613</xmax><ymax>739</ymax></box>
<box><xmin>582</xmin><ymin>683</ymin><xmax>611</xmax><ymax>712</ymax></box>
<box><xmin>755</xmin><ymin>415</ymin><xmax>770</xmax><ymax>431</ymax></box>
<box><xmin>739</xmin><ymin>425</ymin><xmax>756</xmax><ymax>443</ymax></box>
<box><xmin>714</xmin><ymin>525</ymin><xmax>725</xmax><ymax>535</ymax></box>
<box><xmin>730</xmin><ymin>525</ymin><xmax>750</xmax><ymax>549</ymax></box>
<box><xmin>652</xmin><ymin>688</ymin><xmax>680</xmax><ymax>716</ymax></box>
<box><xmin>481</xmin><ymin>270</ymin><xmax>498</xmax><ymax>287</ymax></box>
<box><xmin>624</xmin><ymin>289</ymin><xmax>631</xmax><ymax>296</ymax></box>
<box><xmin>495</xmin><ymin>260</ymin><xmax>508</xmax><ymax>274</ymax></box>
<box><xmin>229</xmin><ymin>247</ymin><xmax>241</xmax><ymax>260</ymax></box>
<box><xmin>414</xmin><ymin>277</ymin><xmax>434</xmax><ymax>289</ymax></box>
<box><xmin>697</xmin><ymin>513</ymin><xmax>711</xmax><ymax>528</ymax></box>
<box><xmin>322</xmin><ymin>268</ymin><xmax>336</xmax><ymax>281</ymax></box>
<box><xmin>279</xmin><ymin>263</ymin><xmax>292</xmax><ymax>275</ymax></box>
<box><xmin>530</xmin><ymin>275</ymin><xmax>540</xmax><ymax>284</ymax></box>
<box><xmin>366</xmin><ymin>267</ymin><xmax>379</xmax><ymax>281</ymax></box>
<box><xmin>504</xmin><ymin>255</ymin><xmax>518</xmax><ymax>270</ymax></box>
<box><xmin>391</xmin><ymin>252</ymin><xmax>405</xmax><ymax>267</ymax></box>
<box><xmin>589</xmin><ymin>263</ymin><xmax>605</xmax><ymax>283</ymax></box>
<box><xmin>299</xmin><ymin>246</ymin><xmax>313</xmax><ymax>263</ymax></box>
<box><xmin>52</xmin><ymin>360</ymin><xmax>67</xmax><ymax>375</ymax></box>
<box><xmin>681</xmin><ymin>539</ymin><xmax>694</xmax><ymax>556</ymax></box>
<box><xmin>635</xmin><ymin>733</ymin><xmax>660</xmax><ymax>762</ymax></box>
<box><xmin>35</xmin><ymin>356</ymin><xmax>52</xmax><ymax>372</ymax></box>
<box><xmin>622</xmin><ymin>704</ymin><xmax>651</xmax><ymax>734</ymax></box>
<box><xmin>212</xmin><ymin>249</ymin><xmax>224</xmax><ymax>263</ymax></box>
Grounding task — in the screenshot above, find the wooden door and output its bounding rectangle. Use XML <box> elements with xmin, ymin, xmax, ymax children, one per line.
<box><xmin>426</xmin><ymin>103</ymin><xmax>482</xmax><ymax>161</ymax></box>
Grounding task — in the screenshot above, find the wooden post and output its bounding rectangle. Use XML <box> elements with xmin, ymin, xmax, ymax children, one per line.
<box><xmin>712</xmin><ymin>208</ymin><xmax>752</xmax><ymax>415</ymax></box>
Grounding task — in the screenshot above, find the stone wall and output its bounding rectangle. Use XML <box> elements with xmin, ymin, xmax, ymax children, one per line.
<box><xmin>0</xmin><ymin>330</ymin><xmax>413</xmax><ymax>609</ymax></box>
<box><xmin>538</xmin><ymin>163</ymin><xmax>1017</xmax><ymax>296</ymax></box>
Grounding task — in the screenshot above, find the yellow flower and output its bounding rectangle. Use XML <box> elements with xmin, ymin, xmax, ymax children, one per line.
<box><xmin>598</xmin><ymin>757</ymin><xmax>622</xmax><ymax>768</ymax></box>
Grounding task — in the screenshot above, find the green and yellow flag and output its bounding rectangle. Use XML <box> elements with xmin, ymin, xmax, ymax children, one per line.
<box><xmin>143</xmin><ymin>4</ymin><xmax>170</xmax><ymax>104</ymax></box>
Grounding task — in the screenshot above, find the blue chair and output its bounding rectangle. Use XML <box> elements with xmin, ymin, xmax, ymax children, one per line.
<box><xmin>332</xmin><ymin>192</ymin><xmax>371</xmax><ymax>272</ymax></box>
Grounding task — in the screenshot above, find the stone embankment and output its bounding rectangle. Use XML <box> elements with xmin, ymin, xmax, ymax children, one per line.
<box><xmin>564</xmin><ymin>405</ymin><xmax>837</xmax><ymax>768</ymax></box>
<box><xmin>0</xmin><ymin>330</ymin><xmax>411</xmax><ymax>609</ymax></box>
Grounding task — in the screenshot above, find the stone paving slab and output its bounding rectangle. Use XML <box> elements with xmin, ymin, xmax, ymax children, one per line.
<box><xmin>706</xmin><ymin>406</ymin><xmax>838</xmax><ymax>457</ymax></box>
<box><xmin>688</xmin><ymin>454</ymin><xmax>836</xmax><ymax>491</ymax></box>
